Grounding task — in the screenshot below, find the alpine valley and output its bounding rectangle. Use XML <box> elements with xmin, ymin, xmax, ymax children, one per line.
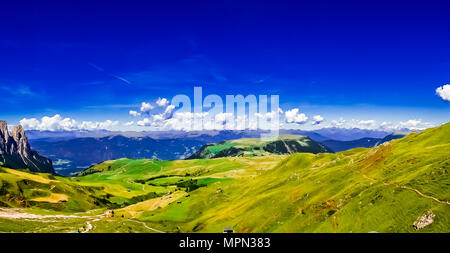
<box><xmin>0</xmin><ymin>120</ymin><xmax>448</xmax><ymax>233</ymax></box>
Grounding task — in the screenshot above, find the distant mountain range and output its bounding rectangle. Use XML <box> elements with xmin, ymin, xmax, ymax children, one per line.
<box><xmin>26</xmin><ymin>127</ymin><xmax>397</xmax><ymax>142</ymax></box>
<box><xmin>312</xmin><ymin>127</ymin><xmax>394</xmax><ymax>141</ymax></box>
<box><xmin>322</xmin><ymin>138</ymin><xmax>381</xmax><ymax>152</ymax></box>
<box><xmin>26</xmin><ymin>128</ymin><xmax>408</xmax><ymax>176</ymax></box>
<box><xmin>321</xmin><ymin>132</ymin><xmax>408</xmax><ymax>152</ymax></box>
<box><xmin>30</xmin><ymin>136</ymin><xmax>205</xmax><ymax>175</ymax></box>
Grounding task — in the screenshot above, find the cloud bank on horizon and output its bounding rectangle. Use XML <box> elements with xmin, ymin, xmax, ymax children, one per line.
<box><xmin>20</xmin><ymin>115</ymin><xmax>119</xmax><ymax>131</ymax></box>
<box><xmin>18</xmin><ymin>92</ymin><xmax>442</xmax><ymax>132</ymax></box>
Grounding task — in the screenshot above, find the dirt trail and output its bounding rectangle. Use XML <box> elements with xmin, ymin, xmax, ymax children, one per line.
<box><xmin>361</xmin><ymin>174</ymin><xmax>449</xmax><ymax>205</ymax></box>
<box><xmin>0</xmin><ymin>208</ymin><xmax>167</xmax><ymax>233</ymax></box>
<box><xmin>126</xmin><ymin>219</ymin><xmax>166</xmax><ymax>233</ymax></box>
<box><xmin>0</xmin><ymin>208</ymin><xmax>102</xmax><ymax>220</ymax></box>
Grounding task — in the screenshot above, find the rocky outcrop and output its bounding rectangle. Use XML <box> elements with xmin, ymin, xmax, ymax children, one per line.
<box><xmin>0</xmin><ymin>120</ymin><xmax>54</xmax><ymax>174</ymax></box>
<box><xmin>413</xmin><ymin>210</ymin><xmax>435</xmax><ymax>230</ymax></box>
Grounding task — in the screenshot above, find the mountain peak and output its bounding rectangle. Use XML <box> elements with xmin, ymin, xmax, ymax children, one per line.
<box><xmin>0</xmin><ymin>120</ymin><xmax>54</xmax><ymax>174</ymax></box>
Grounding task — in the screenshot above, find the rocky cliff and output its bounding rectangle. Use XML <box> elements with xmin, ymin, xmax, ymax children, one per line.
<box><xmin>0</xmin><ymin>120</ymin><xmax>54</xmax><ymax>174</ymax></box>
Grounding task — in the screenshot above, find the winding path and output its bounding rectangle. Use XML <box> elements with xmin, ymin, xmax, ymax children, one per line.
<box><xmin>361</xmin><ymin>174</ymin><xmax>449</xmax><ymax>205</ymax></box>
<box><xmin>126</xmin><ymin>219</ymin><xmax>166</xmax><ymax>233</ymax></box>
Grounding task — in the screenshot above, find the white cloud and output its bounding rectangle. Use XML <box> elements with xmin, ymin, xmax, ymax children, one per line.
<box><xmin>129</xmin><ymin>110</ymin><xmax>141</xmax><ymax>117</ymax></box>
<box><xmin>156</xmin><ymin>97</ymin><xmax>169</xmax><ymax>107</ymax></box>
<box><xmin>285</xmin><ymin>108</ymin><xmax>308</xmax><ymax>124</ymax></box>
<box><xmin>436</xmin><ymin>84</ymin><xmax>450</xmax><ymax>102</ymax></box>
<box><xmin>255</xmin><ymin>111</ymin><xmax>277</xmax><ymax>120</ymax></box>
<box><xmin>79</xmin><ymin>120</ymin><xmax>119</xmax><ymax>130</ymax></box>
<box><xmin>395</xmin><ymin>119</ymin><xmax>432</xmax><ymax>131</ymax></box>
<box><xmin>344</xmin><ymin>119</ymin><xmax>377</xmax><ymax>130</ymax></box>
<box><xmin>356</xmin><ymin>119</ymin><xmax>376</xmax><ymax>129</ymax></box>
<box><xmin>326</xmin><ymin>118</ymin><xmax>435</xmax><ymax>131</ymax></box>
<box><xmin>357</xmin><ymin>120</ymin><xmax>375</xmax><ymax>125</ymax></box>
<box><xmin>330</xmin><ymin>118</ymin><xmax>346</xmax><ymax>127</ymax></box>
<box><xmin>398</xmin><ymin>119</ymin><xmax>421</xmax><ymax>128</ymax></box>
<box><xmin>312</xmin><ymin>115</ymin><xmax>324</xmax><ymax>125</ymax></box>
<box><xmin>151</xmin><ymin>114</ymin><xmax>164</xmax><ymax>122</ymax></box>
<box><xmin>151</xmin><ymin>104</ymin><xmax>176</xmax><ymax>122</ymax></box>
<box><xmin>379</xmin><ymin>121</ymin><xmax>393</xmax><ymax>130</ymax></box>
<box><xmin>124</xmin><ymin>121</ymin><xmax>134</xmax><ymax>126</ymax></box>
<box><xmin>20</xmin><ymin>115</ymin><xmax>77</xmax><ymax>131</ymax></box>
<box><xmin>378</xmin><ymin>120</ymin><xmax>433</xmax><ymax>131</ymax></box>
<box><xmin>20</xmin><ymin>114</ymin><xmax>118</xmax><ymax>131</ymax></box>
<box><xmin>215</xmin><ymin>112</ymin><xmax>233</xmax><ymax>124</ymax></box>
<box><xmin>20</xmin><ymin>118</ymin><xmax>45</xmax><ymax>130</ymax></box>
<box><xmin>137</xmin><ymin>118</ymin><xmax>152</xmax><ymax>126</ymax></box>
<box><xmin>209</xmin><ymin>113</ymin><xmax>234</xmax><ymax>130</ymax></box>
<box><xmin>140</xmin><ymin>102</ymin><xmax>154</xmax><ymax>113</ymax></box>
<box><xmin>158</xmin><ymin>112</ymin><xmax>209</xmax><ymax>131</ymax></box>
<box><xmin>163</xmin><ymin>104</ymin><xmax>175</xmax><ymax>116</ymax></box>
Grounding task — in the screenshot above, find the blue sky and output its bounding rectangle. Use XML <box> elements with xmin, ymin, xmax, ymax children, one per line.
<box><xmin>1</xmin><ymin>0</ymin><xmax>449</xmax><ymax>131</ymax></box>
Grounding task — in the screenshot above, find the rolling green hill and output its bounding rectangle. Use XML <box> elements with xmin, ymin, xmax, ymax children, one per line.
<box><xmin>0</xmin><ymin>123</ymin><xmax>449</xmax><ymax>233</ymax></box>
<box><xmin>188</xmin><ymin>135</ymin><xmax>332</xmax><ymax>159</ymax></box>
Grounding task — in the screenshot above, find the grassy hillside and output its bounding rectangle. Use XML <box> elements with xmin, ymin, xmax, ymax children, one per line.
<box><xmin>0</xmin><ymin>167</ymin><xmax>114</xmax><ymax>212</ymax></box>
<box><xmin>121</xmin><ymin>123</ymin><xmax>450</xmax><ymax>233</ymax></box>
<box><xmin>0</xmin><ymin>123</ymin><xmax>449</xmax><ymax>233</ymax></box>
<box><xmin>188</xmin><ymin>135</ymin><xmax>332</xmax><ymax>159</ymax></box>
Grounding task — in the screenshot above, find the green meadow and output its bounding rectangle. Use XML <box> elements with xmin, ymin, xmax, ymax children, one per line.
<box><xmin>0</xmin><ymin>123</ymin><xmax>449</xmax><ymax>233</ymax></box>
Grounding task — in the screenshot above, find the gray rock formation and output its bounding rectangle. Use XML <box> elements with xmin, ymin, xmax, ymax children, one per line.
<box><xmin>0</xmin><ymin>120</ymin><xmax>54</xmax><ymax>174</ymax></box>
<box><xmin>412</xmin><ymin>210</ymin><xmax>435</xmax><ymax>230</ymax></box>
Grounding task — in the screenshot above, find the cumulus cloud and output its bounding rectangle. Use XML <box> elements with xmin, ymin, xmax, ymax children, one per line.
<box><xmin>137</xmin><ymin>118</ymin><xmax>152</xmax><ymax>126</ymax></box>
<box><xmin>163</xmin><ymin>104</ymin><xmax>175</xmax><ymax>116</ymax></box>
<box><xmin>209</xmin><ymin>113</ymin><xmax>234</xmax><ymax>130</ymax></box>
<box><xmin>139</xmin><ymin>111</ymin><xmax>248</xmax><ymax>131</ymax></box>
<box><xmin>19</xmin><ymin>118</ymin><xmax>41</xmax><ymax>130</ymax></box>
<box><xmin>356</xmin><ymin>119</ymin><xmax>376</xmax><ymax>129</ymax></box>
<box><xmin>20</xmin><ymin>115</ymin><xmax>77</xmax><ymax>131</ymax></box>
<box><xmin>20</xmin><ymin>114</ymin><xmax>119</xmax><ymax>131</ymax></box>
<box><xmin>379</xmin><ymin>120</ymin><xmax>432</xmax><ymax>131</ymax></box>
<box><xmin>160</xmin><ymin>112</ymin><xmax>209</xmax><ymax>131</ymax></box>
<box><xmin>398</xmin><ymin>119</ymin><xmax>421</xmax><ymax>128</ymax></box>
<box><xmin>129</xmin><ymin>110</ymin><xmax>141</xmax><ymax>117</ymax></box>
<box><xmin>312</xmin><ymin>115</ymin><xmax>324</xmax><ymax>125</ymax></box>
<box><xmin>151</xmin><ymin>104</ymin><xmax>176</xmax><ymax>122</ymax></box>
<box><xmin>124</xmin><ymin>121</ymin><xmax>134</xmax><ymax>126</ymax></box>
<box><xmin>436</xmin><ymin>84</ymin><xmax>450</xmax><ymax>102</ymax></box>
<box><xmin>395</xmin><ymin>119</ymin><xmax>433</xmax><ymax>131</ymax></box>
<box><xmin>285</xmin><ymin>108</ymin><xmax>308</xmax><ymax>124</ymax></box>
<box><xmin>255</xmin><ymin>111</ymin><xmax>277</xmax><ymax>120</ymax></box>
<box><xmin>214</xmin><ymin>112</ymin><xmax>233</xmax><ymax>124</ymax></box>
<box><xmin>379</xmin><ymin>121</ymin><xmax>393</xmax><ymax>130</ymax></box>
<box><xmin>140</xmin><ymin>102</ymin><xmax>154</xmax><ymax>113</ymax></box>
<box><xmin>156</xmin><ymin>97</ymin><xmax>169</xmax><ymax>107</ymax></box>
